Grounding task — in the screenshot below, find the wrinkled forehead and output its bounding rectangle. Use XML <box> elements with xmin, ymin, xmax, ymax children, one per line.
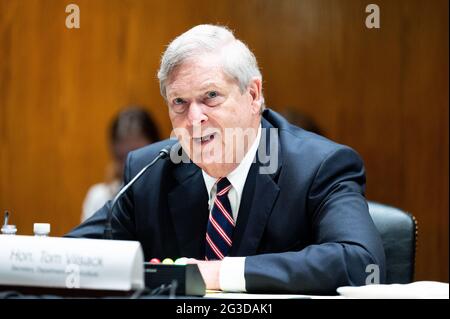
<box><xmin>166</xmin><ymin>54</ymin><xmax>237</xmax><ymax>98</ymax></box>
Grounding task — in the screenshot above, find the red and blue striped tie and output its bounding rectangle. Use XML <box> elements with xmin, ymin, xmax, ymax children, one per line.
<box><xmin>205</xmin><ymin>177</ymin><xmax>234</xmax><ymax>260</ymax></box>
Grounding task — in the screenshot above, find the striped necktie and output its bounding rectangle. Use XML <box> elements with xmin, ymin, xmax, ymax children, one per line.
<box><xmin>205</xmin><ymin>177</ymin><xmax>234</xmax><ymax>260</ymax></box>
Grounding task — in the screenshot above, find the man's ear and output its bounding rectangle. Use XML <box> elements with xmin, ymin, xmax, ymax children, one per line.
<box><xmin>247</xmin><ymin>77</ymin><xmax>262</xmax><ymax>114</ymax></box>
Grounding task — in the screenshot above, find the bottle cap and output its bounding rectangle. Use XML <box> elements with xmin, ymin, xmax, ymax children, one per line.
<box><xmin>34</xmin><ymin>223</ymin><xmax>50</xmax><ymax>235</ymax></box>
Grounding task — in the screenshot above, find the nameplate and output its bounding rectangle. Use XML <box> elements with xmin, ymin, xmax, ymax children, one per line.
<box><xmin>0</xmin><ymin>235</ymin><xmax>144</xmax><ymax>291</ymax></box>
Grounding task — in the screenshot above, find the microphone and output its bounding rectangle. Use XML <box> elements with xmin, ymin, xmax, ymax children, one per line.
<box><xmin>103</xmin><ymin>143</ymin><xmax>177</xmax><ymax>239</ymax></box>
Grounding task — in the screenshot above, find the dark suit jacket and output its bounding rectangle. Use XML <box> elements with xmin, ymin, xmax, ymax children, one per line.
<box><xmin>67</xmin><ymin>109</ymin><xmax>386</xmax><ymax>294</ymax></box>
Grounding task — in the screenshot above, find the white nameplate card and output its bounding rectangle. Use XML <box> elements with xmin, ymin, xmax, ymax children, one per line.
<box><xmin>0</xmin><ymin>235</ymin><xmax>144</xmax><ymax>291</ymax></box>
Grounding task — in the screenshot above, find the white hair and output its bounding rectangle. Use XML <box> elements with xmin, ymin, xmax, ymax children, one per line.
<box><xmin>157</xmin><ymin>24</ymin><xmax>265</xmax><ymax>111</ymax></box>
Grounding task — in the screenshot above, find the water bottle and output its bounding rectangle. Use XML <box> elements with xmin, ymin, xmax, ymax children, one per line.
<box><xmin>34</xmin><ymin>223</ymin><xmax>50</xmax><ymax>237</ymax></box>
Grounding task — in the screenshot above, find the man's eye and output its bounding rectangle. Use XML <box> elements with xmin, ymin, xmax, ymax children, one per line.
<box><xmin>173</xmin><ymin>98</ymin><xmax>185</xmax><ymax>105</ymax></box>
<box><xmin>206</xmin><ymin>91</ymin><xmax>218</xmax><ymax>99</ymax></box>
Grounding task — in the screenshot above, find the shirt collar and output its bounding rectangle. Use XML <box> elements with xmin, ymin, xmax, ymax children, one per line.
<box><xmin>202</xmin><ymin>124</ymin><xmax>262</xmax><ymax>197</ymax></box>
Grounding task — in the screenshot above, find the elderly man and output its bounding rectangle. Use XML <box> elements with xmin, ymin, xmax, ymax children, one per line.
<box><xmin>67</xmin><ymin>25</ymin><xmax>385</xmax><ymax>294</ymax></box>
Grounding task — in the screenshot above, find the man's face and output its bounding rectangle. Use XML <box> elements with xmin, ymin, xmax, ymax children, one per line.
<box><xmin>165</xmin><ymin>54</ymin><xmax>261</xmax><ymax>177</ymax></box>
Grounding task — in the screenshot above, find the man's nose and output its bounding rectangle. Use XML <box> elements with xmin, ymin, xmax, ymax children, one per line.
<box><xmin>187</xmin><ymin>102</ymin><xmax>208</xmax><ymax>126</ymax></box>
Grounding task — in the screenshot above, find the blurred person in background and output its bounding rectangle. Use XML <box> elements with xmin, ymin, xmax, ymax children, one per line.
<box><xmin>81</xmin><ymin>107</ymin><xmax>161</xmax><ymax>222</ymax></box>
<box><xmin>281</xmin><ymin>107</ymin><xmax>324</xmax><ymax>136</ymax></box>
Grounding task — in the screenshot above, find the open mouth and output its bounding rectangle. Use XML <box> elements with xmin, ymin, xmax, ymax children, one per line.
<box><xmin>193</xmin><ymin>132</ymin><xmax>217</xmax><ymax>145</ymax></box>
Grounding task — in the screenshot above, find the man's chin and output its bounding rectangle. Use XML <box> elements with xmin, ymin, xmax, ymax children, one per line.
<box><xmin>193</xmin><ymin>153</ymin><xmax>223</xmax><ymax>166</ymax></box>
<box><xmin>194</xmin><ymin>156</ymin><xmax>241</xmax><ymax>178</ymax></box>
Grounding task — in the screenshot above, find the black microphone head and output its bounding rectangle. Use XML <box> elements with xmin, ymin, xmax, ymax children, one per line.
<box><xmin>159</xmin><ymin>142</ymin><xmax>180</xmax><ymax>159</ymax></box>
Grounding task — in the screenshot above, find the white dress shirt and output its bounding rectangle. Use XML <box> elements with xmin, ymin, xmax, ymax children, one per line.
<box><xmin>202</xmin><ymin>124</ymin><xmax>262</xmax><ymax>292</ymax></box>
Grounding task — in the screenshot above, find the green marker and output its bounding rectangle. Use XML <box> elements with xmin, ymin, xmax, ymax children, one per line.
<box><xmin>162</xmin><ymin>258</ymin><xmax>174</xmax><ymax>264</ymax></box>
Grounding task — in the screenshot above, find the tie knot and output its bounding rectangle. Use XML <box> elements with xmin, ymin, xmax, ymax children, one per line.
<box><xmin>216</xmin><ymin>177</ymin><xmax>231</xmax><ymax>196</ymax></box>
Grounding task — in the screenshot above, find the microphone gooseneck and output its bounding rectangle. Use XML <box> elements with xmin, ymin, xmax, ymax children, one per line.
<box><xmin>103</xmin><ymin>144</ymin><xmax>175</xmax><ymax>240</ymax></box>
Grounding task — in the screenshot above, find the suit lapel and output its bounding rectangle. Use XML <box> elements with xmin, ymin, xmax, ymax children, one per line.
<box><xmin>168</xmin><ymin>162</ymin><xmax>209</xmax><ymax>259</ymax></box>
<box><xmin>231</xmin><ymin>118</ymin><xmax>282</xmax><ymax>256</ymax></box>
